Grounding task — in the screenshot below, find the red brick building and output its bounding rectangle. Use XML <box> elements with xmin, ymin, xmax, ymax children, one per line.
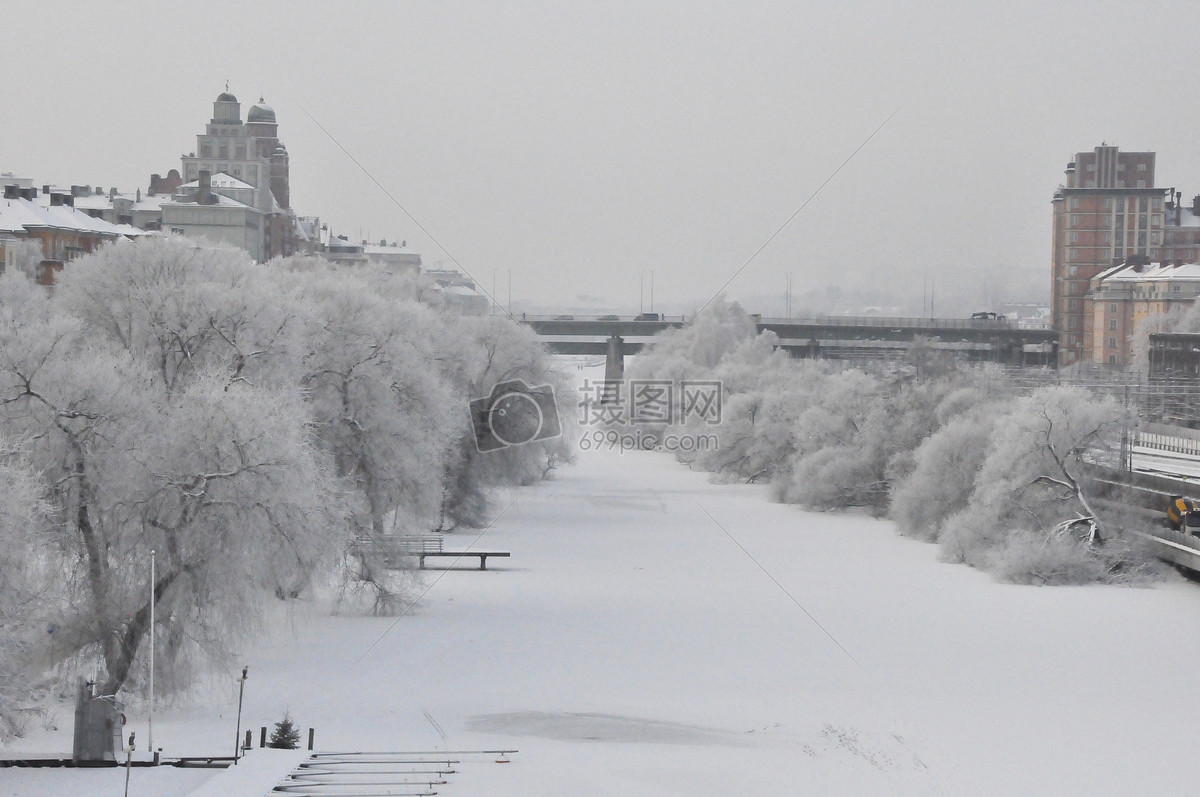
<box><xmin>1051</xmin><ymin>145</ymin><xmax>1166</xmax><ymax>365</ymax></box>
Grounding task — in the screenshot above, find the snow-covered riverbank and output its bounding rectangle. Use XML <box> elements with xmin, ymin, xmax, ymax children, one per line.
<box><xmin>5</xmin><ymin>445</ymin><xmax>1200</xmax><ymax>795</ymax></box>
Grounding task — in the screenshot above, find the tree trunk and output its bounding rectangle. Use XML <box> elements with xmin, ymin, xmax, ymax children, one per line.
<box><xmin>100</xmin><ymin>569</ymin><xmax>182</xmax><ymax>696</ymax></box>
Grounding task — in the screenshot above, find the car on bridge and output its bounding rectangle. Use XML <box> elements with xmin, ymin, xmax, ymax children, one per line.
<box><xmin>597</xmin><ymin>314</ymin><xmax>620</xmax><ymax>321</ymax></box>
<box><xmin>634</xmin><ymin>312</ymin><xmax>662</xmax><ymax>321</ymax></box>
<box><xmin>552</xmin><ymin>314</ymin><xmax>575</xmax><ymax>320</ymax></box>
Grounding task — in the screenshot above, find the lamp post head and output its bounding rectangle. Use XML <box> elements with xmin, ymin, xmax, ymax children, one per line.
<box><xmin>242</xmin><ymin>666</ymin><xmax>249</xmax><ymax>680</ymax></box>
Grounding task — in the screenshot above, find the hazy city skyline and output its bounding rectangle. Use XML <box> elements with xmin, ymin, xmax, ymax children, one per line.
<box><xmin>5</xmin><ymin>1</ymin><xmax>1200</xmax><ymax>314</ymax></box>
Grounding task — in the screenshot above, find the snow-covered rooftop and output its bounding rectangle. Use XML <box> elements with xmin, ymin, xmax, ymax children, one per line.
<box><xmin>180</xmin><ymin>172</ymin><xmax>256</xmax><ymax>191</ymax></box>
<box><xmin>165</xmin><ymin>192</ymin><xmax>259</xmax><ymax>211</ymax></box>
<box><xmin>1100</xmin><ymin>260</ymin><xmax>1200</xmax><ymax>283</ymax></box>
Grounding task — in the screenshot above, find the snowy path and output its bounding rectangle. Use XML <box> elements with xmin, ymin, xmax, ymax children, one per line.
<box><xmin>7</xmin><ymin>446</ymin><xmax>1200</xmax><ymax>795</ymax></box>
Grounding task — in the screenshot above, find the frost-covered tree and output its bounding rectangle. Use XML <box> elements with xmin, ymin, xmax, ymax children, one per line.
<box><xmin>437</xmin><ymin>315</ymin><xmax>574</xmax><ymax>528</ymax></box>
<box><xmin>941</xmin><ymin>386</ymin><xmax>1149</xmax><ymax>583</ymax></box>
<box><xmin>0</xmin><ymin>436</ymin><xmax>50</xmax><ymax>741</ymax></box>
<box><xmin>56</xmin><ymin>237</ymin><xmax>305</xmax><ymax>394</ymax></box>
<box><xmin>626</xmin><ymin>298</ymin><xmax>757</xmax><ymax>384</ymax></box>
<box><xmin>890</xmin><ymin>402</ymin><xmax>1001</xmax><ymax>542</ymax></box>
<box><xmin>0</xmin><ymin>242</ymin><xmax>345</xmax><ymax>696</ymax></box>
<box><xmin>3</xmin><ymin>238</ymin><xmax>45</xmax><ymax>281</ymax></box>
<box><xmin>287</xmin><ymin>263</ymin><xmax>457</xmax><ymax>536</ymax></box>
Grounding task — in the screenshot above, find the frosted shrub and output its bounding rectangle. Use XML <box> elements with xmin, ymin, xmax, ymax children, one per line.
<box><xmin>890</xmin><ymin>409</ymin><xmax>997</xmax><ymax>542</ymax></box>
<box><xmin>778</xmin><ymin>445</ymin><xmax>887</xmax><ymax>512</ymax></box>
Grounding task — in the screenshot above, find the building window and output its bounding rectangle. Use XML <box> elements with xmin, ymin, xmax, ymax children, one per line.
<box><xmin>1138</xmin><ymin>163</ymin><xmax>1147</xmax><ymax>171</ymax></box>
<box><xmin>1070</xmin><ymin>198</ymin><xmax>1081</xmax><ymax>210</ymax></box>
<box><xmin>235</xmin><ymin>146</ymin><xmax>246</xmax><ymax>159</ymax></box>
<box><xmin>1102</xmin><ymin>198</ymin><xmax>1112</xmax><ymax>210</ymax></box>
<box><xmin>1109</xmin><ymin>337</ymin><xmax>1117</xmax><ymax>348</ymax></box>
<box><xmin>1087</xmin><ymin>164</ymin><xmax>1096</xmax><ymax>172</ymax></box>
<box><xmin>1109</xmin><ymin>354</ymin><xmax>1117</xmax><ymax>364</ymax></box>
<box><xmin>1138</xmin><ymin>180</ymin><xmax>1146</xmax><ymax>188</ymax></box>
<box><xmin>1117</xmin><ymin>181</ymin><xmax>1125</xmax><ymax>188</ymax></box>
<box><xmin>1117</xmin><ymin>163</ymin><xmax>1126</xmax><ymax>172</ymax></box>
<box><xmin>1102</xmin><ymin>231</ymin><xmax>1111</xmax><ymax>243</ymax></box>
<box><xmin>1109</xmin><ymin>319</ymin><xmax>1117</xmax><ymax>330</ymax></box>
<box><xmin>1087</xmin><ymin>180</ymin><xmax>1096</xmax><ymax>188</ymax></box>
<box><xmin>1174</xmin><ymin>284</ymin><xmax>1181</xmax><ymax>292</ymax></box>
<box><xmin>1110</xmin><ymin>303</ymin><xmax>1117</xmax><ymax>312</ymax></box>
<box><xmin>1070</xmin><ymin>232</ymin><xmax>1079</xmax><ymax>243</ymax></box>
<box><xmin>1071</xmin><ymin>214</ymin><xmax>1082</xmax><ymax>225</ymax></box>
<box><xmin>1068</xmin><ymin>266</ymin><xmax>1078</xmax><ymax>276</ymax></box>
<box><xmin>1068</xmin><ymin>317</ymin><xmax>1077</xmax><ymax>328</ymax></box>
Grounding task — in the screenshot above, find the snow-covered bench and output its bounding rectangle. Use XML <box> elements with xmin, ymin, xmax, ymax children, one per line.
<box><xmin>353</xmin><ymin>534</ymin><xmax>510</xmax><ymax>571</ymax></box>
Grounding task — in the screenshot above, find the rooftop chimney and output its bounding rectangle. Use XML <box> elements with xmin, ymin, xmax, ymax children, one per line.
<box><xmin>3</xmin><ymin>185</ymin><xmax>18</xmax><ymax>200</ymax></box>
<box><xmin>198</xmin><ymin>170</ymin><xmax>216</xmax><ymax>205</ymax></box>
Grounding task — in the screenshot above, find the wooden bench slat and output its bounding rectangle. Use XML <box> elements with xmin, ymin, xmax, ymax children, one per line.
<box><xmin>351</xmin><ymin>535</ymin><xmax>509</xmax><ymax>570</ymax></box>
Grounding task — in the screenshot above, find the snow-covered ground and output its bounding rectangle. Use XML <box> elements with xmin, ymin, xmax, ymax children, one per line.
<box><xmin>6</xmin><ymin>444</ymin><xmax>1200</xmax><ymax>794</ymax></box>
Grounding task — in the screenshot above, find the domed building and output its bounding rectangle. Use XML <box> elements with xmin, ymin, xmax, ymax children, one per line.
<box><xmin>177</xmin><ymin>88</ymin><xmax>295</xmax><ymax>260</ymax></box>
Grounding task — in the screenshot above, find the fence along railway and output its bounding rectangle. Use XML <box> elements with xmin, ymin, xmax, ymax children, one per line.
<box><xmin>1096</xmin><ymin>423</ymin><xmax>1200</xmax><ymax>573</ymax></box>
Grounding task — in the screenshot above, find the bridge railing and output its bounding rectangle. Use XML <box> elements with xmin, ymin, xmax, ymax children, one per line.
<box><xmin>522</xmin><ymin>314</ymin><xmax>1051</xmax><ymax>331</ymax></box>
<box><xmin>756</xmin><ymin>315</ymin><xmax>1051</xmax><ymax>331</ymax></box>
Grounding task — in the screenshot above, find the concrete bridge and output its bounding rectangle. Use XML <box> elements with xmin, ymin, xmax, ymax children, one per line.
<box><xmin>522</xmin><ymin>314</ymin><xmax>1059</xmax><ymax>380</ymax></box>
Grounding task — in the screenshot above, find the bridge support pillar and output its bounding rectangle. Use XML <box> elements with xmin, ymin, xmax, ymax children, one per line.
<box><xmin>603</xmin><ymin>335</ymin><xmax>624</xmax><ymax>404</ymax></box>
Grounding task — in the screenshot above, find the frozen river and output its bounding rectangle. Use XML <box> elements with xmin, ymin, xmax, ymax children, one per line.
<box><xmin>6</xmin><ymin>445</ymin><xmax>1200</xmax><ymax>795</ymax></box>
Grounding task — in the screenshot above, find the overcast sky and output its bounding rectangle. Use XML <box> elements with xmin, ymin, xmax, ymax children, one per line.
<box><xmin>5</xmin><ymin>1</ymin><xmax>1200</xmax><ymax>315</ymax></box>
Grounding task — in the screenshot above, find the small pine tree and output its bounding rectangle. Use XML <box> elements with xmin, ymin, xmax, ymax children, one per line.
<box><xmin>268</xmin><ymin>712</ymin><xmax>301</xmax><ymax>749</ymax></box>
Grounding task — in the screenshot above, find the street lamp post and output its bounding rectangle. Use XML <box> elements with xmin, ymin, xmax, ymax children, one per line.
<box><xmin>640</xmin><ymin>270</ymin><xmax>656</xmax><ymax>314</ymax></box>
<box><xmin>148</xmin><ymin>550</ymin><xmax>155</xmax><ymax>755</ymax></box>
<box><xmin>234</xmin><ymin>666</ymin><xmax>248</xmax><ymax>763</ymax></box>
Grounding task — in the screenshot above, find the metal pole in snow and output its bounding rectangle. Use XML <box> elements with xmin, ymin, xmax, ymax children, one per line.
<box><xmin>234</xmin><ymin>666</ymin><xmax>248</xmax><ymax>762</ymax></box>
<box><xmin>149</xmin><ymin>550</ymin><xmax>155</xmax><ymax>755</ymax></box>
